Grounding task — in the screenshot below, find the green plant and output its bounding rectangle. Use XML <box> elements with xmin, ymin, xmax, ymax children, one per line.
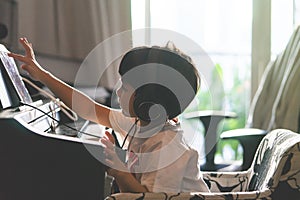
<box><xmin>183</xmin><ymin>63</ymin><xmax>250</xmax><ymax>162</ymax></box>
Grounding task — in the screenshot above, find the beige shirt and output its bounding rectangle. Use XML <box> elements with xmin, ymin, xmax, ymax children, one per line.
<box><xmin>109</xmin><ymin>109</ymin><xmax>210</xmax><ymax>193</ymax></box>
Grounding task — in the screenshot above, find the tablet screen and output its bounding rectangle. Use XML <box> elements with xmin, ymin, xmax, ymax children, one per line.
<box><xmin>0</xmin><ymin>67</ymin><xmax>13</xmax><ymax>108</ymax></box>
<box><xmin>0</xmin><ymin>44</ymin><xmax>32</xmax><ymax>109</ymax></box>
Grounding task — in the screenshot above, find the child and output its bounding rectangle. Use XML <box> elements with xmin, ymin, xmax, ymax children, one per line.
<box><xmin>9</xmin><ymin>38</ymin><xmax>210</xmax><ymax>193</ymax></box>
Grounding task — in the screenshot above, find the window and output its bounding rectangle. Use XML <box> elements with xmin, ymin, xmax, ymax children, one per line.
<box><xmin>271</xmin><ymin>0</ymin><xmax>294</xmax><ymax>57</ymax></box>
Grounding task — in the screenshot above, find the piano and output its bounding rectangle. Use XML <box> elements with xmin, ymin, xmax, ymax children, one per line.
<box><xmin>0</xmin><ymin>44</ymin><xmax>107</xmax><ymax>200</ymax></box>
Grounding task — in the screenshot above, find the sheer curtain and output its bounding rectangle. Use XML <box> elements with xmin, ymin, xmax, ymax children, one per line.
<box><xmin>16</xmin><ymin>0</ymin><xmax>132</xmax><ymax>89</ymax></box>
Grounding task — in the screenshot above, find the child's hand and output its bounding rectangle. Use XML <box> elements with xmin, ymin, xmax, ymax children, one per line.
<box><xmin>100</xmin><ymin>131</ymin><xmax>128</xmax><ymax>177</ymax></box>
<box><xmin>8</xmin><ymin>37</ymin><xmax>47</xmax><ymax>81</ymax></box>
<box><xmin>104</xmin><ymin>130</ymin><xmax>115</xmax><ymax>144</ymax></box>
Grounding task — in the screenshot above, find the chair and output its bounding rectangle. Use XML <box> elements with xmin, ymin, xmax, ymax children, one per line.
<box><xmin>183</xmin><ymin>110</ymin><xmax>237</xmax><ymax>171</ymax></box>
<box><xmin>105</xmin><ymin>129</ymin><xmax>300</xmax><ymax>199</ymax></box>
<box><xmin>185</xmin><ymin>25</ymin><xmax>300</xmax><ymax>171</ymax></box>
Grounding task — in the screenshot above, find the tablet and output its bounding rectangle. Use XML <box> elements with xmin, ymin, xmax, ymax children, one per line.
<box><xmin>0</xmin><ymin>44</ymin><xmax>32</xmax><ymax>110</ymax></box>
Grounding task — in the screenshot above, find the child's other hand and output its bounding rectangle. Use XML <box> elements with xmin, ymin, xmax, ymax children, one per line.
<box><xmin>8</xmin><ymin>37</ymin><xmax>47</xmax><ymax>81</ymax></box>
<box><xmin>104</xmin><ymin>130</ymin><xmax>115</xmax><ymax>144</ymax></box>
<box><xmin>100</xmin><ymin>132</ymin><xmax>128</xmax><ymax>177</ymax></box>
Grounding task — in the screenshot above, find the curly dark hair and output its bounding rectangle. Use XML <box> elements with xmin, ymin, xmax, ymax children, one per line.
<box><xmin>118</xmin><ymin>42</ymin><xmax>200</xmax><ymax>121</ymax></box>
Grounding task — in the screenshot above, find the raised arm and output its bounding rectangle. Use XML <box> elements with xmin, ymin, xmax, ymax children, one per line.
<box><xmin>9</xmin><ymin>38</ymin><xmax>113</xmax><ymax>128</ymax></box>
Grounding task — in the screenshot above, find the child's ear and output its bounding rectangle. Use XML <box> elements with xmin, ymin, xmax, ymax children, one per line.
<box><xmin>132</xmin><ymin>88</ymin><xmax>156</xmax><ymax>122</ymax></box>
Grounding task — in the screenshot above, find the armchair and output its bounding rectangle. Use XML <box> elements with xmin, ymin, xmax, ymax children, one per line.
<box><xmin>185</xmin><ymin>25</ymin><xmax>300</xmax><ymax>171</ymax></box>
<box><xmin>105</xmin><ymin>129</ymin><xmax>300</xmax><ymax>200</ymax></box>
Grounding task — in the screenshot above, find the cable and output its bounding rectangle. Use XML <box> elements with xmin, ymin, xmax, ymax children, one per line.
<box><xmin>120</xmin><ymin>118</ymin><xmax>139</xmax><ymax>149</ymax></box>
<box><xmin>22</xmin><ymin>77</ymin><xmax>78</xmax><ymax>121</ymax></box>
<box><xmin>111</xmin><ymin>129</ymin><xmax>121</xmax><ymax>148</ymax></box>
<box><xmin>19</xmin><ymin>102</ymin><xmax>103</xmax><ymax>139</ymax></box>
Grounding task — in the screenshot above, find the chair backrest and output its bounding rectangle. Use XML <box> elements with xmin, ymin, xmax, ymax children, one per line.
<box><xmin>247</xmin><ymin>26</ymin><xmax>300</xmax><ymax>132</ymax></box>
<box><xmin>247</xmin><ymin>129</ymin><xmax>300</xmax><ymax>198</ymax></box>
